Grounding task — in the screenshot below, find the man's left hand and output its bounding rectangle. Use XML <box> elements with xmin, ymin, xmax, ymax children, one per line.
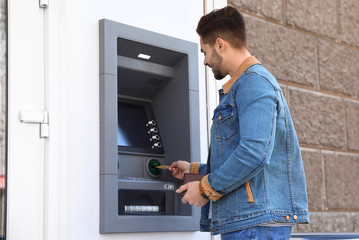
<box><xmin>176</xmin><ymin>181</ymin><xmax>209</xmax><ymax>207</ymax></box>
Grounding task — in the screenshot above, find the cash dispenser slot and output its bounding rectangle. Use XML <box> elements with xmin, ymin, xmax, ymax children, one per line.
<box><xmin>118</xmin><ymin>189</ymin><xmax>174</xmax><ymax>215</ymax></box>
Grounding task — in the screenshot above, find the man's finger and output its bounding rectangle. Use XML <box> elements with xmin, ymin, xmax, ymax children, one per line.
<box><xmin>177</xmin><ymin>184</ymin><xmax>189</xmax><ymax>204</ymax></box>
<box><xmin>169</xmin><ymin>161</ymin><xmax>178</xmax><ymax>169</ymax></box>
<box><xmin>176</xmin><ymin>184</ymin><xmax>188</xmax><ymax>194</ymax></box>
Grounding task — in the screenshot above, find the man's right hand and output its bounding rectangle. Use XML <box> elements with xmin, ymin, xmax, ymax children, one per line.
<box><xmin>168</xmin><ymin>160</ymin><xmax>190</xmax><ymax>180</ymax></box>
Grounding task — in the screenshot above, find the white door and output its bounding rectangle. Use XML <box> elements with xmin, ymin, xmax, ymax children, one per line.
<box><xmin>7</xmin><ymin>0</ymin><xmax>48</xmax><ymax>239</ymax></box>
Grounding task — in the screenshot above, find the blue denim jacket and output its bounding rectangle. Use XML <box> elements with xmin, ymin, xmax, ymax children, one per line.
<box><xmin>196</xmin><ymin>57</ymin><xmax>309</xmax><ymax>234</ymax></box>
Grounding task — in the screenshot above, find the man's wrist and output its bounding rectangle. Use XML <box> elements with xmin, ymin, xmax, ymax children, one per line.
<box><xmin>190</xmin><ymin>162</ymin><xmax>201</xmax><ymax>174</ymax></box>
<box><xmin>199</xmin><ymin>175</ymin><xmax>223</xmax><ymax>201</ymax></box>
<box><xmin>199</xmin><ymin>180</ymin><xmax>209</xmax><ymax>199</ymax></box>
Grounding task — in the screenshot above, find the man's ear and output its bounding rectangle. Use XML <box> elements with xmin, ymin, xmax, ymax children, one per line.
<box><xmin>216</xmin><ymin>38</ymin><xmax>226</xmax><ymax>53</ymax></box>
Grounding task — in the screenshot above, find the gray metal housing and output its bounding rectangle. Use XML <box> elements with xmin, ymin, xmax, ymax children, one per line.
<box><xmin>99</xmin><ymin>19</ymin><xmax>201</xmax><ymax>233</ymax></box>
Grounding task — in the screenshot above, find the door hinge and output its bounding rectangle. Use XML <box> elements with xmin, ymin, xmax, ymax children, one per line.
<box><xmin>39</xmin><ymin>0</ymin><xmax>49</xmax><ymax>8</ymax></box>
<box><xmin>19</xmin><ymin>111</ymin><xmax>49</xmax><ymax>138</ymax></box>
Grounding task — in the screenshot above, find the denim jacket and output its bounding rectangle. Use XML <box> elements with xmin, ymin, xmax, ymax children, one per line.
<box><xmin>191</xmin><ymin>56</ymin><xmax>309</xmax><ymax>235</ymax></box>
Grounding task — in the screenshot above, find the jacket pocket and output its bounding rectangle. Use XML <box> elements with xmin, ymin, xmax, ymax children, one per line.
<box><xmin>212</xmin><ymin>105</ymin><xmax>238</xmax><ymax>141</ymax></box>
<box><xmin>245</xmin><ymin>181</ymin><xmax>255</xmax><ymax>204</ymax></box>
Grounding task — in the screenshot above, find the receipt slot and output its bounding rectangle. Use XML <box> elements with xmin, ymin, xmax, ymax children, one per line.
<box><xmin>99</xmin><ymin>19</ymin><xmax>201</xmax><ymax>233</ymax></box>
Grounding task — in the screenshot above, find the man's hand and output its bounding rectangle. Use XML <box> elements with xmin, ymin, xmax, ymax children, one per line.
<box><xmin>176</xmin><ymin>181</ymin><xmax>209</xmax><ymax>207</ymax></box>
<box><xmin>168</xmin><ymin>160</ymin><xmax>190</xmax><ymax>180</ymax></box>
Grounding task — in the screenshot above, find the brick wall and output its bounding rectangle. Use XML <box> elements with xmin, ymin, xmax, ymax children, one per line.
<box><xmin>228</xmin><ymin>0</ymin><xmax>359</xmax><ymax>233</ymax></box>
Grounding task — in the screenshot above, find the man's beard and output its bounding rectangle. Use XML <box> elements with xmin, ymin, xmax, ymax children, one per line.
<box><xmin>211</xmin><ymin>49</ymin><xmax>225</xmax><ymax>80</ymax></box>
<box><xmin>213</xmin><ymin>68</ymin><xmax>225</xmax><ymax>80</ymax></box>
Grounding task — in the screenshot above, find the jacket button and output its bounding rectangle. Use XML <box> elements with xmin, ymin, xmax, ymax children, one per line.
<box><xmin>293</xmin><ymin>215</ymin><xmax>298</xmax><ymax>220</ymax></box>
<box><xmin>284</xmin><ymin>215</ymin><xmax>290</xmax><ymax>220</ymax></box>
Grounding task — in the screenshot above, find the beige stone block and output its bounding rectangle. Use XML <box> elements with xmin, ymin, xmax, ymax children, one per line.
<box><xmin>296</xmin><ymin>212</ymin><xmax>353</xmax><ymax>232</ymax></box>
<box><xmin>289</xmin><ymin>89</ymin><xmax>346</xmax><ymax>149</ymax></box>
<box><xmin>301</xmin><ymin>149</ymin><xmax>324</xmax><ymax>210</ymax></box>
<box><xmin>353</xmin><ymin>213</ymin><xmax>359</xmax><ymax>232</ymax></box>
<box><xmin>318</xmin><ymin>40</ymin><xmax>359</xmax><ymax>97</ymax></box>
<box><xmin>286</xmin><ymin>0</ymin><xmax>337</xmax><ymax>39</ymax></box>
<box><xmin>244</xmin><ymin>16</ymin><xmax>317</xmax><ymax>87</ymax></box>
<box><xmin>340</xmin><ymin>0</ymin><xmax>359</xmax><ymax>48</ymax></box>
<box><xmin>346</xmin><ymin>100</ymin><xmax>359</xmax><ymax>151</ymax></box>
<box><xmin>229</xmin><ymin>0</ymin><xmax>282</xmax><ymax>22</ymax></box>
<box><xmin>324</xmin><ymin>152</ymin><xmax>359</xmax><ymax>209</ymax></box>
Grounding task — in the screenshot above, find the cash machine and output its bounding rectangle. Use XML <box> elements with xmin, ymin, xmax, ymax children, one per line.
<box><xmin>99</xmin><ymin>19</ymin><xmax>201</xmax><ymax>233</ymax></box>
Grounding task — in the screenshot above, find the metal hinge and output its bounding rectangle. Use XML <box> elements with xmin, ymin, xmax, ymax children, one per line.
<box><xmin>19</xmin><ymin>111</ymin><xmax>49</xmax><ymax>138</ymax></box>
<box><xmin>39</xmin><ymin>0</ymin><xmax>48</xmax><ymax>8</ymax></box>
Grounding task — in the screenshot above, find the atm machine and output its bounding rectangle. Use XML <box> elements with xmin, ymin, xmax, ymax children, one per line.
<box><xmin>99</xmin><ymin>19</ymin><xmax>201</xmax><ymax>233</ymax></box>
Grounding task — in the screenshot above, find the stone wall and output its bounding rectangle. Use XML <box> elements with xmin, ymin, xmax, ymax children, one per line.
<box><xmin>228</xmin><ymin>0</ymin><xmax>359</xmax><ymax>233</ymax></box>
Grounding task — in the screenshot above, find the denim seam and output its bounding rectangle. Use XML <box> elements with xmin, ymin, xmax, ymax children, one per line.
<box><xmin>264</xmin><ymin>226</ymin><xmax>271</xmax><ymax>240</ymax></box>
<box><xmin>211</xmin><ymin>210</ymin><xmax>308</xmax><ymax>227</ymax></box>
<box><xmin>263</xmin><ymin>170</ymin><xmax>269</xmax><ymax>207</ymax></box>
<box><xmin>213</xmin><ymin>104</ymin><xmax>238</xmax><ymax>141</ymax></box>
<box><xmin>283</xmin><ymin>93</ymin><xmax>296</xmax><ymax>211</ymax></box>
<box><xmin>242</xmin><ymin>70</ymin><xmax>281</xmax><ymax>93</ymax></box>
<box><xmin>213</xmin><ymin>121</ymin><xmax>238</xmax><ymax>141</ymax></box>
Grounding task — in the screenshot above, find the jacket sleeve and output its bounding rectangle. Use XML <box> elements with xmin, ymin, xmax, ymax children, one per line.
<box><xmin>201</xmin><ymin>73</ymin><xmax>279</xmax><ymax>199</ymax></box>
<box><xmin>190</xmin><ymin>162</ymin><xmax>207</xmax><ymax>175</ymax></box>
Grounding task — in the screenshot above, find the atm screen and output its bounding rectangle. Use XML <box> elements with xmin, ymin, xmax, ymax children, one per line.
<box><xmin>118</xmin><ymin>103</ymin><xmax>151</xmax><ymax>149</ymax></box>
<box><xmin>117</xmin><ymin>99</ymin><xmax>164</xmax><ymax>155</ymax></box>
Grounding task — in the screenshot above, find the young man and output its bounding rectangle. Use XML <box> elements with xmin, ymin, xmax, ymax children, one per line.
<box><xmin>169</xmin><ymin>6</ymin><xmax>309</xmax><ymax>239</ymax></box>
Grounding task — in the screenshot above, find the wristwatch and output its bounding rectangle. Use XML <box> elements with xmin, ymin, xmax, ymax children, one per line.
<box><xmin>199</xmin><ymin>181</ymin><xmax>209</xmax><ymax>199</ymax></box>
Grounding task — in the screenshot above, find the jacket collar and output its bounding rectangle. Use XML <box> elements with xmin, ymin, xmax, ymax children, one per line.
<box><xmin>222</xmin><ymin>56</ymin><xmax>261</xmax><ymax>95</ymax></box>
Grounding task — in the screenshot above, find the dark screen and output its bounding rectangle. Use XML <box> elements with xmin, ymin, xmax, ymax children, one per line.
<box><xmin>118</xmin><ymin>103</ymin><xmax>152</xmax><ymax>149</ymax></box>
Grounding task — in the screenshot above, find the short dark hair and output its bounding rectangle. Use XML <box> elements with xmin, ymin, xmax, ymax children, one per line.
<box><xmin>196</xmin><ymin>6</ymin><xmax>247</xmax><ymax>49</ymax></box>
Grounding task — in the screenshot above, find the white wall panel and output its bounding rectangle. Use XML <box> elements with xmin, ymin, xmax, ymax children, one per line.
<box><xmin>44</xmin><ymin>0</ymin><xmax>209</xmax><ymax>239</ymax></box>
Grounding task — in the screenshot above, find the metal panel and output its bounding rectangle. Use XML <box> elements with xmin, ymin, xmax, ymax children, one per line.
<box><xmin>99</xmin><ymin>19</ymin><xmax>201</xmax><ymax>233</ymax></box>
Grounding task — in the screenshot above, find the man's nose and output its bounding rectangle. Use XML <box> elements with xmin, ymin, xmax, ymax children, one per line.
<box><xmin>203</xmin><ymin>59</ymin><xmax>210</xmax><ymax>68</ymax></box>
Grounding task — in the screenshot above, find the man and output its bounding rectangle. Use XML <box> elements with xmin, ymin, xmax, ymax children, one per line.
<box><xmin>169</xmin><ymin>6</ymin><xmax>309</xmax><ymax>239</ymax></box>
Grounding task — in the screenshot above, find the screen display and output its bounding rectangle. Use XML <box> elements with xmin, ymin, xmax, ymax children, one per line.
<box><xmin>117</xmin><ymin>102</ymin><xmax>152</xmax><ymax>150</ymax></box>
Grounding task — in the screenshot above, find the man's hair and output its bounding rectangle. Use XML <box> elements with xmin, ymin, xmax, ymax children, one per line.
<box><xmin>196</xmin><ymin>6</ymin><xmax>247</xmax><ymax>49</ymax></box>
